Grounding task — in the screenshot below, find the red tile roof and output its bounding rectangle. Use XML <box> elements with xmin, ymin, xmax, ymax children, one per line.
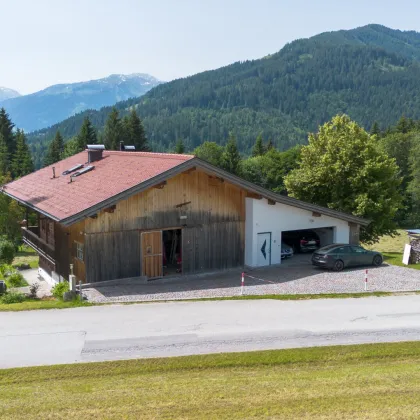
<box><xmin>3</xmin><ymin>150</ymin><xmax>193</xmax><ymax>222</ymax></box>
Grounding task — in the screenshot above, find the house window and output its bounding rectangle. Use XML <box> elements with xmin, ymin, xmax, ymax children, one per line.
<box><xmin>75</xmin><ymin>242</ymin><xmax>84</xmax><ymax>261</ymax></box>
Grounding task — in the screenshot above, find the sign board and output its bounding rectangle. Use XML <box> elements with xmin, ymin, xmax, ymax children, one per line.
<box><xmin>403</xmin><ymin>244</ymin><xmax>411</xmax><ymax>265</ymax></box>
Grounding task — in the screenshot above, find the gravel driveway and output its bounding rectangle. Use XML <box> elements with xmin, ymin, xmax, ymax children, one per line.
<box><xmin>83</xmin><ymin>256</ymin><xmax>420</xmax><ymax>303</ymax></box>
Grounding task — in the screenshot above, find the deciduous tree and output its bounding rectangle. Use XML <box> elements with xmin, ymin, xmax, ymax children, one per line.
<box><xmin>193</xmin><ymin>142</ymin><xmax>224</xmax><ymax>167</ymax></box>
<box><xmin>284</xmin><ymin>115</ymin><xmax>402</xmax><ymax>243</ymax></box>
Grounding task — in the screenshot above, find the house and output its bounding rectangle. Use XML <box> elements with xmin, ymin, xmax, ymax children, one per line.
<box><xmin>2</xmin><ymin>147</ymin><xmax>368</xmax><ymax>285</ymax></box>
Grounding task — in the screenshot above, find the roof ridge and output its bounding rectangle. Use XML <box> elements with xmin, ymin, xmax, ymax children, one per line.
<box><xmin>103</xmin><ymin>150</ymin><xmax>193</xmax><ymax>159</ymax></box>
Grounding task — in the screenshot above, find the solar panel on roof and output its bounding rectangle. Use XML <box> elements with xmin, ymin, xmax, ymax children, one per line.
<box><xmin>62</xmin><ymin>164</ymin><xmax>83</xmax><ymax>176</ymax></box>
<box><xmin>71</xmin><ymin>165</ymin><xmax>95</xmax><ymax>177</ymax></box>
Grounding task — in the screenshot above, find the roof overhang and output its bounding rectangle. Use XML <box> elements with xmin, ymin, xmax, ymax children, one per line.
<box><xmin>3</xmin><ymin>157</ymin><xmax>370</xmax><ymax>227</ymax></box>
<box><xmin>2</xmin><ymin>189</ymin><xmax>61</xmax><ymax>222</ymax></box>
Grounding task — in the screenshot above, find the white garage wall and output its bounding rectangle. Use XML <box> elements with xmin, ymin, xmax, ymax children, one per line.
<box><xmin>245</xmin><ymin>198</ymin><xmax>350</xmax><ymax>267</ymax></box>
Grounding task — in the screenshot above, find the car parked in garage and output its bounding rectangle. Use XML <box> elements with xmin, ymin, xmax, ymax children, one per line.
<box><xmin>282</xmin><ymin>230</ymin><xmax>320</xmax><ymax>253</ymax></box>
<box><xmin>281</xmin><ymin>242</ymin><xmax>294</xmax><ymax>259</ymax></box>
<box><xmin>311</xmin><ymin>244</ymin><xmax>383</xmax><ymax>271</ymax></box>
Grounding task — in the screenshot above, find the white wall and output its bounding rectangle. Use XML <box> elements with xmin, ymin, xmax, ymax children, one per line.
<box><xmin>38</xmin><ymin>267</ymin><xmax>61</xmax><ymax>285</ymax></box>
<box><xmin>245</xmin><ymin>198</ymin><xmax>350</xmax><ymax>267</ymax></box>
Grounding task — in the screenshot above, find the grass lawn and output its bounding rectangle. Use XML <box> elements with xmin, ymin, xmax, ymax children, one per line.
<box><xmin>0</xmin><ymin>298</ymin><xmax>91</xmax><ymax>312</ymax></box>
<box><xmin>1</xmin><ymin>292</ymin><xmax>414</xmax><ymax>312</ymax></box>
<box><xmin>365</xmin><ymin>230</ymin><xmax>420</xmax><ymax>270</ymax></box>
<box><xmin>12</xmin><ymin>245</ymin><xmax>39</xmax><ymax>269</ymax></box>
<box><xmin>1</xmin><ymin>342</ymin><xmax>420</xmax><ymax>419</ymax></box>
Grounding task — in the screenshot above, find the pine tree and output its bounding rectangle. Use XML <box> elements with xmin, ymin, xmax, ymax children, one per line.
<box><xmin>0</xmin><ymin>134</ymin><xmax>9</xmax><ymax>176</ymax></box>
<box><xmin>44</xmin><ymin>131</ymin><xmax>64</xmax><ymax>166</ymax></box>
<box><xmin>77</xmin><ymin>117</ymin><xmax>97</xmax><ymax>152</ymax></box>
<box><xmin>12</xmin><ymin>130</ymin><xmax>34</xmax><ymax>178</ymax></box>
<box><xmin>370</xmin><ymin>121</ymin><xmax>381</xmax><ymax>137</ymax></box>
<box><xmin>104</xmin><ymin>108</ymin><xmax>123</xmax><ymax>150</ymax></box>
<box><xmin>396</xmin><ymin>116</ymin><xmax>410</xmax><ymax>134</ymax></box>
<box><xmin>266</xmin><ymin>139</ymin><xmax>274</xmax><ymax>151</ymax></box>
<box><xmin>252</xmin><ymin>133</ymin><xmax>266</xmax><ymax>157</ymax></box>
<box><xmin>0</xmin><ymin>108</ymin><xmax>15</xmax><ymax>156</ymax></box>
<box><xmin>174</xmin><ymin>139</ymin><xmax>185</xmax><ymax>154</ymax></box>
<box><xmin>221</xmin><ymin>133</ymin><xmax>241</xmax><ymax>175</ymax></box>
<box><xmin>123</xmin><ymin>109</ymin><xmax>149</xmax><ymax>151</ymax></box>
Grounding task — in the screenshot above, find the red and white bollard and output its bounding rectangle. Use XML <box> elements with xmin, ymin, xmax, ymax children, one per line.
<box><xmin>241</xmin><ymin>272</ymin><xmax>245</xmax><ymax>295</ymax></box>
<box><xmin>364</xmin><ymin>269</ymin><xmax>368</xmax><ymax>291</ymax></box>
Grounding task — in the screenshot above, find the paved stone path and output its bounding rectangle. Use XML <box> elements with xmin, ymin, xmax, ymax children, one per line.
<box><xmin>19</xmin><ymin>268</ymin><xmax>52</xmax><ymax>298</ymax></box>
<box><xmin>83</xmin><ymin>259</ymin><xmax>420</xmax><ymax>303</ymax></box>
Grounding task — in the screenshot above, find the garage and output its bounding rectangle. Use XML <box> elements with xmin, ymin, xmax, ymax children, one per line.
<box><xmin>244</xmin><ymin>196</ymin><xmax>362</xmax><ymax>268</ymax></box>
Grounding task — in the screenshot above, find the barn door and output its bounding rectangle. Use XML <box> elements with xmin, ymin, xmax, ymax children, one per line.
<box><xmin>141</xmin><ymin>231</ymin><xmax>163</xmax><ymax>278</ymax></box>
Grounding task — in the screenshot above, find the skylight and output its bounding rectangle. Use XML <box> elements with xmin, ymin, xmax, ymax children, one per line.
<box><xmin>71</xmin><ymin>165</ymin><xmax>95</xmax><ymax>178</ymax></box>
<box><xmin>62</xmin><ymin>164</ymin><xmax>83</xmax><ymax>176</ymax></box>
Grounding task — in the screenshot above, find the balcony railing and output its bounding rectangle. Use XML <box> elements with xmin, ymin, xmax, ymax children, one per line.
<box><xmin>21</xmin><ymin>226</ymin><xmax>56</xmax><ymax>264</ymax></box>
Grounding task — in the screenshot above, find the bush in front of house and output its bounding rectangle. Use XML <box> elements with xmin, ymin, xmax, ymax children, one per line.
<box><xmin>0</xmin><ymin>238</ymin><xmax>16</xmax><ymax>265</ymax></box>
<box><xmin>0</xmin><ymin>264</ymin><xmax>14</xmax><ymax>278</ymax></box>
<box><xmin>51</xmin><ymin>281</ymin><xmax>70</xmax><ymax>300</ymax></box>
<box><xmin>6</xmin><ymin>272</ymin><xmax>28</xmax><ymax>288</ymax></box>
<box><xmin>1</xmin><ymin>291</ymin><xmax>25</xmax><ymax>304</ymax></box>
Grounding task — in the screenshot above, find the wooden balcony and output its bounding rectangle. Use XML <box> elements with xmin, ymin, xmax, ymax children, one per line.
<box><xmin>22</xmin><ymin>226</ymin><xmax>56</xmax><ymax>265</ymax></box>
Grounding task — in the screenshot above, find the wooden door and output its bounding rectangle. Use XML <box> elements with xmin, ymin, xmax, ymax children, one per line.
<box><xmin>141</xmin><ymin>231</ymin><xmax>163</xmax><ymax>278</ymax></box>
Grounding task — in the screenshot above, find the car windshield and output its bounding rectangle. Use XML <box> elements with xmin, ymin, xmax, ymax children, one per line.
<box><xmin>318</xmin><ymin>244</ymin><xmax>344</xmax><ymax>252</ymax></box>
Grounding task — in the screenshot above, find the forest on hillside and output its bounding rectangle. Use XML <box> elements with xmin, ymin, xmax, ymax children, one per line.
<box><xmin>24</xmin><ymin>24</ymin><xmax>420</xmax><ymax>167</ymax></box>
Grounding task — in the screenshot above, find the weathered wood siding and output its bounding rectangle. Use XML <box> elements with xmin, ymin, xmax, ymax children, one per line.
<box><xmin>82</xmin><ymin>169</ymin><xmax>246</xmax><ymax>282</ymax></box>
<box><xmin>85</xmin><ymin>230</ymin><xmax>140</xmax><ymax>282</ymax></box>
<box><xmin>54</xmin><ymin>222</ymin><xmax>69</xmax><ymax>279</ymax></box>
<box><xmin>53</xmin><ymin>220</ymin><xmax>86</xmax><ymax>283</ymax></box>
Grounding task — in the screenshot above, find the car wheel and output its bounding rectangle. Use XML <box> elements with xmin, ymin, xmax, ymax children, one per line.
<box><xmin>333</xmin><ymin>260</ymin><xmax>344</xmax><ymax>272</ymax></box>
<box><xmin>373</xmin><ymin>255</ymin><xmax>383</xmax><ymax>267</ymax></box>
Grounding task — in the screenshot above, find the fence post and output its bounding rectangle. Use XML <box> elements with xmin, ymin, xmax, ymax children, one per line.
<box><xmin>241</xmin><ymin>272</ymin><xmax>245</xmax><ymax>296</ymax></box>
<box><xmin>69</xmin><ymin>274</ymin><xmax>76</xmax><ymax>291</ymax></box>
<box><xmin>364</xmin><ymin>269</ymin><xmax>368</xmax><ymax>291</ymax></box>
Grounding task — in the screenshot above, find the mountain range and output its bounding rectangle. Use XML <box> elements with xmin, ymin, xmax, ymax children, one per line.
<box><xmin>0</xmin><ymin>73</ymin><xmax>162</xmax><ymax>132</ymax></box>
<box><xmin>0</xmin><ymin>87</ymin><xmax>21</xmax><ymax>102</ymax></box>
<box><xmin>25</xmin><ymin>24</ymin><xmax>420</xmax><ymax>164</ymax></box>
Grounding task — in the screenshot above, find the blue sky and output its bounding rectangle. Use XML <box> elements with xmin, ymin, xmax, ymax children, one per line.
<box><xmin>2</xmin><ymin>0</ymin><xmax>420</xmax><ymax>94</ymax></box>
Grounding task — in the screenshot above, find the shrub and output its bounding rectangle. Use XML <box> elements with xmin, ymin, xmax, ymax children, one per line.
<box><xmin>6</xmin><ymin>272</ymin><xmax>27</xmax><ymax>288</ymax></box>
<box><xmin>51</xmin><ymin>281</ymin><xmax>70</xmax><ymax>300</ymax></box>
<box><xmin>0</xmin><ymin>264</ymin><xmax>15</xmax><ymax>279</ymax></box>
<box><xmin>1</xmin><ymin>292</ymin><xmax>25</xmax><ymax>304</ymax></box>
<box><xmin>0</xmin><ymin>239</ymin><xmax>16</xmax><ymax>265</ymax></box>
<box><xmin>29</xmin><ymin>282</ymin><xmax>40</xmax><ymax>298</ymax></box>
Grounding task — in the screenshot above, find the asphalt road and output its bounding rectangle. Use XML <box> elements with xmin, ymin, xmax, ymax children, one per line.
<box><xmin>2</xmin><ymin>296</ymin><xmax>420</xmax><ymax>368</ymax></box>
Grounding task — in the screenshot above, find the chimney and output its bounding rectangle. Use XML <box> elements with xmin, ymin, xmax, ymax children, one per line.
<box><xmin>87</xmin><ymin>144</ymin><xmax>105</xmax><ymax>163</ymax></box>
<box><xmin>120</xmin><ymin>141</ymin><xmax>125</xmax><ymax>151</ymax></box>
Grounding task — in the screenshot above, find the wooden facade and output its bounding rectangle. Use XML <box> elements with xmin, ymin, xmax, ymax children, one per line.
<box><xmin>31</xmin><ymin>169</ymin><xmax>248</xmax><ymax>284</ymax></box>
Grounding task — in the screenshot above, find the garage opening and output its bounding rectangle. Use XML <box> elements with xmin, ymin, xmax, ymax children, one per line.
<box><xmin>162</xmin><ymin>229</ymin><xmax>182</xmax><ymax>276</ymax></box>
<box><xmin>282</xmin><ymin>227</ymin><xmax>335</xmax><ymax>254</ymax></box>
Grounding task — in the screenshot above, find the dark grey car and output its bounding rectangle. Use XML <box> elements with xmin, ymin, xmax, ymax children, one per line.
<box><xmin>312</xmin><ymin>244</ymin><xmax>383</xmax><ymax>272</ymax></box>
